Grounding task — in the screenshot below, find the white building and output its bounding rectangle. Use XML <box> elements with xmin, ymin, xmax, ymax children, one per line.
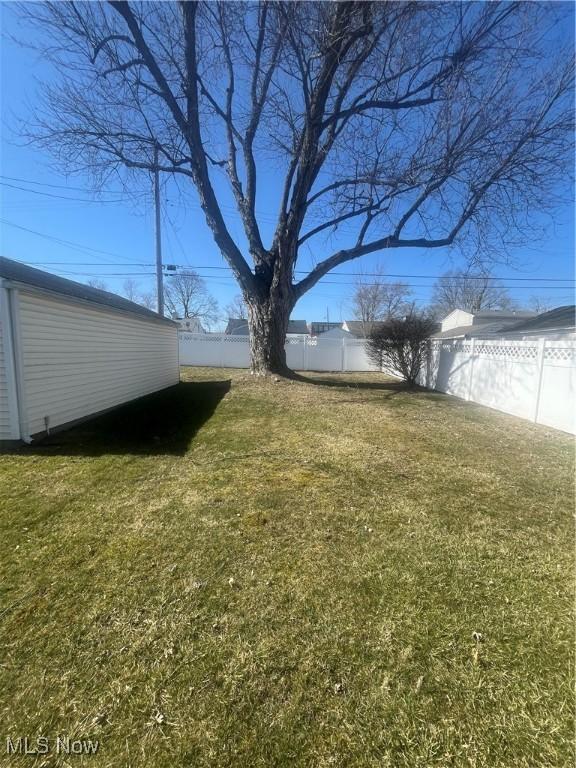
<box><xmin>435</xmin><ymin>309</ymin><xmax>536</xmax><ymax>339</ymax></box>
<box><xmin>175</xmin><ymin>317</ymin><xmax>205</xmax><ymax>333</ymax></box>
<box><xmin>0</xmin><ymin>257</ymin><xmax>179</xmax><ymax>444</ymax></box>
<box><xmin>316</xmin><ymin>327</ymin><xmax>355</xmax><ymax>340</ymax></box>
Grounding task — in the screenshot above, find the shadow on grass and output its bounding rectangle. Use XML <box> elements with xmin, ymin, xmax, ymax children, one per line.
<box><xmin>14</xmin><ymin>380</ymin><xmax>231</xmax><ymax>457</ymax></box>
<box><xmin>291</xmin><ymin>372</ymin><xmax>412</xmax><ymax>393</ymax></box>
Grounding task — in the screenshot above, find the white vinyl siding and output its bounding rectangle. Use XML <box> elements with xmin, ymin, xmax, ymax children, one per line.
<box><xmin>0</xmin><ymin>279</ymin><xmax>19</xmax><ymax>442</ymax></box>
<box><xmin>17</xmin><ymin>290</ymin><xmax>179</xmax><ymax>437</ymax></box>
<box><xmin>0</xmin><ymin>313</ymin><xmax>13</xmax><ymax>440</ymax></box>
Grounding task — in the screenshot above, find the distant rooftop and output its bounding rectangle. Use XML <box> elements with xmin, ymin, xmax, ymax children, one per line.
<box><xmin>432</xmin><ymin>321</ymin><xmax>523</xmax><ymax>339</ymax></box>
<box><xmin>501</xmin><ymin>305</ymin><xmax>575</xmax><ymax>334</ymax></box>
<box><xmin>473</xmin><ymin>310</ymin><xmax>536</xmax><ymax>320</ymax></box>
<box><xmin>309</xmin><ymin>321</ymin><xmax>342</xmax><ymax>335</ymax></box>
<box><xmin>0</xmin><ymin>256</ymin><xmax>175</xmax><ymax>325</ymax></box>
<box><xmin>343</xmin><ymin>320</ymin><xmax>386</xmax><ymax>338</ymax></box>
<box><xmin>225</xmin><ymin>318</ymin><xmax>309</xmax><ymax>335</ymax></box>
<box><xmin>440</xmin><ymin>308</ymin><xmax>536</xmax><ymax>333</ymax></box>
<box><xmin>433</xmin><ymin>306</ymin><xmax>575</xmax><ymax>339</ymax></box>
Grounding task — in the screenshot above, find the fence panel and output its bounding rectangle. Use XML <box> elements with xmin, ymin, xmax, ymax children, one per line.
<box><xmin>345</xmin><ymin>339</ymin><xmax>380</xmax><ymax>371</ymax></box>
<box><xmin>285</xmin><ymin>336</ymin><xmax>308</xmax><ymax>370</ymax></box>
<box><xmin>435</xmin><ymin>341</ymin><xmax>473</xmax><ymax>399</ymax></box>
<box><xmin>306</xmin><ymin>337</ymin><xmax>343</xmax><ymax>371</ymax></box>
<box><xmin>179</xmin><ymin>332</ymin><xmax>377</xmax><ymax>372</ymax></box>
<box><xmin>420</xmin><ymin>337</ymin><xmax>575</xmax><ymax>434</ymax></box>
<box><xmin>179</xmin><ymin>333</ymin><xmax>224</xmax><ymax>366</ymax></box>
<box><xmin>470</xmin><ymin>341</ymin><xmax>540</xmax><ymax>421</ymax></box>
<box><xmin>538</xmin><ymin>342</ymin><xmax>576</xmax><ymax>433</ymax></box>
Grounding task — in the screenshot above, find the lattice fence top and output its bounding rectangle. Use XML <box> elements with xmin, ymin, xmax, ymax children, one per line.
<box><xmin>545</xmin><ymin>346</ymin><xmax>576</xmax><ymax>362</ymax></box>
<box><xmin>222</xmin><ymin>335</ymin><xmax>252</xmax><ymax>343</ymax></box>
<box><xmin>179</xmin><ymin>333</ymin><xmax>247</xmax><ymax>343</ymax></box>
<box><xmin>179</xmin><ymin>332</ymin><xmax>372</xmax><ymax>348</ymax></box>
<box><xmin>431</xmin><ymin>337</ymin><xmax>576</xmax><ymax>362</ymax></box>
<box><xmin>474</xmin><ymin>343</ymin><xmax>539</xmax><ymax>359</ymax></box>
<box><xmin>439</xmin><ymin>340</ymin><xmax>473</xmax><ymax>352</ymax></box>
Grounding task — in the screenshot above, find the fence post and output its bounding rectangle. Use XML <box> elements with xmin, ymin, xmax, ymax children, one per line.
<box><xmin>219</xmin><ymin>334</ymin><xmax>225</xmax><ymax>368</ymax></box>
<box><xmin>341</xmin><ymin>338</ymin><xmax>346</xmax><ymax>371</ymax></box>
<box><xmin>533</xmin><ymin>338</ymin><xmax>546</xmax><ymax>423</ymax></box>
<box><xmin>466</xmin><ymin>338</ymin><xmax>476</xmax><ymax>401</ymax></box>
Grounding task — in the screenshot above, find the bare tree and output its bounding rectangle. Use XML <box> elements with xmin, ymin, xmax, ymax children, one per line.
<box><xmin>122</xmin><ymin>278</ymin><xmax>141</xmax><ymax>302</ymax></box>
<box><xmin>430</xmin><ymin>270</ymin><xmax>515</xmax><ymax>317</ymax></box>
<box><xmin>86</xmin><ymin>277</ymin><xmax>108</xmax><ymax>291</ymax></box>
<box><xmin>139</xmin><ymin>291</ymin><xmax>157</xmax><ymax>311</ymax></box>
<box><xmin>351</xmin><ymin>266</ymin><xmax>411</xmax><ymax>336</ymax></box>
<box><xmin>18</xmin><ymin>2</ymin><xmax>574</xmax><ymax>374</ymax></box>
<box><xmin>164</xmin><ymin>270</ymin><xmax>219</xmax><ymax>328</ymax></box>
<box><xmin>528</xmin><ymin>296</ymin><xmax>553</xmax><ymax>314</ymax></box>
<box><xmin>122</xmin><ymin>278</ymin><xmax>158</xmax><ymax>311</ymax></box>
<box><xmin>225</xmin><ymin>294</ymin><xmax>248</xmax><ymax>320</ymax></box>
<box><xmin>366</xmin><ymin>312</ymin><xmax>437</xmax><ymax>385</ymax></box>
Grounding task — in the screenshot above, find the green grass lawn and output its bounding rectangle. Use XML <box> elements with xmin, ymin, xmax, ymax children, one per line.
<box><xmin>1</xmin><ymin>368</ymin><xmax>573</xmax><ymax>767</ymax></box>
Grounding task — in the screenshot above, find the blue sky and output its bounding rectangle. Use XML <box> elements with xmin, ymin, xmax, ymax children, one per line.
<box><xmin>1</xmin><ymin>4</ymin><xmax>574</xmax><ymax>327</ymax></box>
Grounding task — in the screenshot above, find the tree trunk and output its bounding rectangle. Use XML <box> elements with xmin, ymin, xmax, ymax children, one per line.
<box><xmin>246</xmin><ymin>294</ymin><xmax>293</xmax><ymax>376</ymax></box>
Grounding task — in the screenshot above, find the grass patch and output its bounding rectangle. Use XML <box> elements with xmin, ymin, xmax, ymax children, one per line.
<box><xmin>0</xmin><ymin>367</ymin><xmax>573</xmax><ymax>767</ymax></box>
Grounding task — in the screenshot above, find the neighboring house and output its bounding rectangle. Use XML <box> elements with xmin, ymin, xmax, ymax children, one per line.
<box><xmin>309</xmin><ymin>321</ymin><xmax>342</xmax><ymax>336</ymax></box>
<box><xmin>497</xmin><ymin>305</ymin><xmax>575</xmax><ymax>340</ymax></box>
<box><xmin>224</xmin><ymin>318</ymin><xmax>250</xmax><ymax>335</ymax></box>
<box><xmin>175</xmin><ymin>317</ymin><xmax>205</xmax><ymax>333</ymax></box>
<box><xmin>0</xmin><ymin>257</ymin><xmax>179</xmax><ymax>444</ymax></box>
<box><xmin>432</xmin><ymin>309</ymin><xmax>537</xmax><ymax>340</ymax></box>
<box><xmin>315</xmin><ymin>327</ymin><xmax>355</xmax><ymax>341</ymax></box>
<box><xmin>225</xmin><ymin>318</ymin><xmax>309</xmax><ymax>336</ymax></box>
<box><xmin>342</xmin><ymin>320</ymin><xmax>386</xmax><ymax>338</ymax></box>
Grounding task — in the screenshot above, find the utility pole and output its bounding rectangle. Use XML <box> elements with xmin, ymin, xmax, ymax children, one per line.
<box><xmin>153</xmin><ymin>143</ymin><xmax>164</xmax><ymax>316</ymax></box>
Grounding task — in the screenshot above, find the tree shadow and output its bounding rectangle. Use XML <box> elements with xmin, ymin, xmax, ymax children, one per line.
<box><xmin>291</xmin><ymin>371</ymin><xmax>414</xmax><ymax>393</ymax></box>
<box><xmin>9</xmin><ymin>380</ymin><xmax>231</xmax><ymax>457</ymax></box>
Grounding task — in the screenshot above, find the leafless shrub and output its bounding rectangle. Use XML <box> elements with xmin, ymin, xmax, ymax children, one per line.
<box><xmin>366</xmin><ymin>313</ymin><xmax>437</xmax><ymax>385</ymax></box>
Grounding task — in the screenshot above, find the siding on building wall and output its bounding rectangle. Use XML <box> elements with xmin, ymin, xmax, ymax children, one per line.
<box><xmin>0</xmin><ymin>312</ymin><xmax>12</xmax><ymax>440</ymax></box>
<box><xmin>17</xmin><ymin>290</ymin><xmax>179</xmax><ymax>437</ymax></box>
<box><xmin>0</xmin><ymin>279</ymin><xmax>20</xmax><ymax>442</ymax></box>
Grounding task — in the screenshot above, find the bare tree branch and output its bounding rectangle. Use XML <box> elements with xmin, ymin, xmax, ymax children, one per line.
<box><xmin>16</xmin><ymin>0</ymin><xmax>574</xmax><ymax>373</ymax></box>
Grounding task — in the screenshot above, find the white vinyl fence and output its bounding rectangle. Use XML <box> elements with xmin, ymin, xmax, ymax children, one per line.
<box><xmin>178</xmin><ymin>332</ymin><xmax>378</xmax><ymax>372</ymax></box>
<box><xmin>418</xmin><ymin>338</ymin><xmax>576</xmax><ymax>434</ymax></box>
<box><xmin>178</xmin><ymin>332</ymin><xmax>575</xmax><ymax>434</ymax></box>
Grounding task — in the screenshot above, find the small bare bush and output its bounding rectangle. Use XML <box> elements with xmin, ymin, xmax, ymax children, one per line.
<box><xmin>366</xmin><ymin>313</ymin><xmax>437</xmax><ymax>386</ymax></box>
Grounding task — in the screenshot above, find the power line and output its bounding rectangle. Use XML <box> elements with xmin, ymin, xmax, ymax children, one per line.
<box><xmin>0</xmin><ymin>219</ymin><xmax>142</xmax><ymax>264</ymax></box>
<box><xmin>30</xmin><ymin>269</ymin><xmax>157</xmax><ymax>278</ymax></box>
<box><xmin>5</xmin><ymin>254</ymin><xmax>574</xmax><ymax>291</ymax></box>
<box><xmin>3</xmin><ymin>177</ymin><xmax>573</xmax><ymax>281</ymax></box>
<box><xmin>3</xmin><ymin>214</ymin><xmax>573</xmax><ymax>295</ymax></box>
<box><xmin>0</xmin><ymin>180</ymin><xmax>147</xmax><ymax>205</ymax></box>
<box><xmin>9</xmin><ymin>261</ymin><xmax>155</xmax><ymax>267</ymax></box>
<box><xmin>0</xmin><ymin>174</ymin><xmax>129</xmax><ymax>193</ymax></box>
<box><xmin>181</xmin><ymin>264</ymin><xmax>575</xmax><ymax>283</ymax></box>
<box><xmin>19</xmin><ymin>263</ymin><xmax>576</xmax><ymax>285</ymax></box>
<box><xmin>180</xmin><ymin>272</ymin><xmax>573</xmax><ymax>291</ymax></box>
<box><xmin>3</xmin><ymin>259</ymin><xmax>573</xmax><ymax>307</ymax></box>
<box><xmin>139</xmin><ymin>261</ymin><xmax>574</xmax><ymax>284</ymax></box>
